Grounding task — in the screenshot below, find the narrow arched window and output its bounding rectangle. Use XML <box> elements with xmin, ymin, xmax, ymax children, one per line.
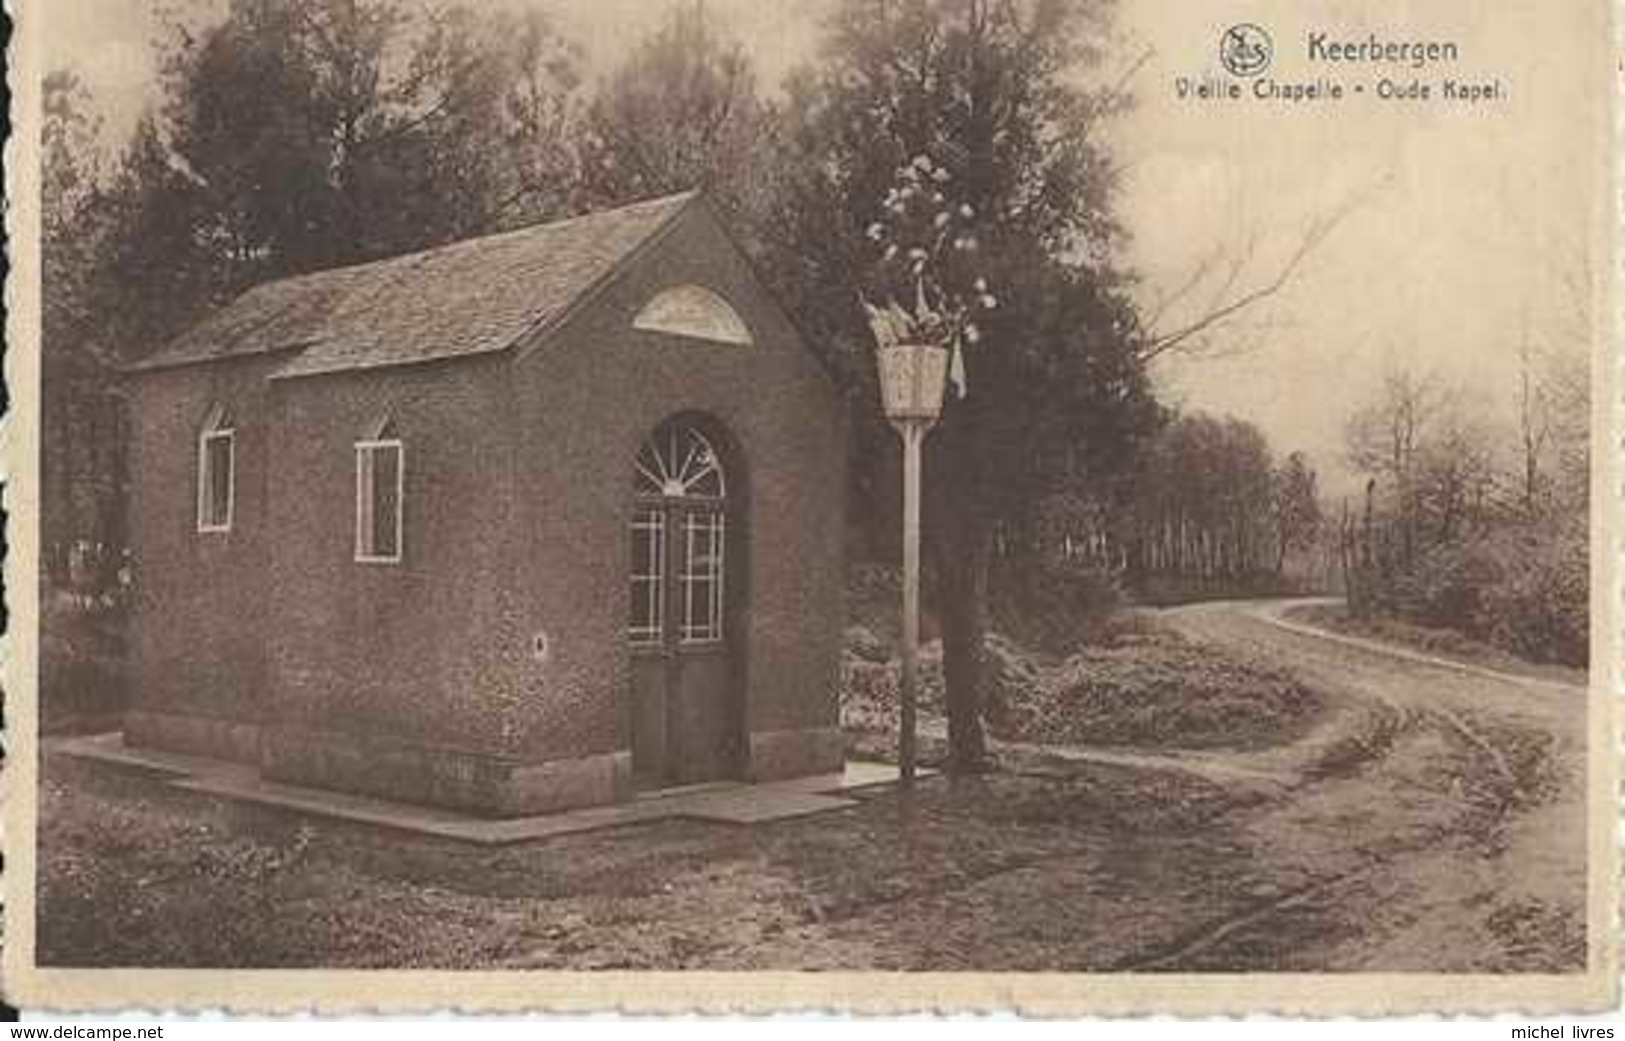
<box><xmin>355</xmin><ymin>419</ymin><xmax>403</xmax><ymax>564</ymax></box>
<box><xmin>196</xmin><ymin>403</ymin><xmax>234</xmax><ymax>533</ymax></box>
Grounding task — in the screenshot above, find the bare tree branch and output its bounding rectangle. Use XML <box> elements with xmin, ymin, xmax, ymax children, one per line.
<box><xmin>1140</xmin><ymin>192</ymin><xmax>1363</xmax><ymax>362</ymax></box>
<box><xmin>1101</xmin><ymin>45</ymin><xmax>1152</xmax><ymax>110</ymax></box>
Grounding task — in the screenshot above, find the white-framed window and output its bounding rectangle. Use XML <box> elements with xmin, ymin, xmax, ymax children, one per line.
<box><xmin>355</xmin><ymin>438</ymin><xmax>404</xmax><ymax>563</ymax></box>
<box><xmin>630</xmin><ymin>419</ymin><xmax>729</xmax><ymax>647</ymax></box>
<box><xmin>629</xmin><ymin>506</ymin><xmax>666</xmax><ymax>646</ymax></box>
<box><xmin>196</xmin><ymin>405</ymin><xmax>234</xmax><ymax>533</ymax></box>
<box><xmin>634</xmin><ymin>424</ymin><xmax>727</xmax><ymax>499</ymax></box>
<box><xmin>680</xmin><ymin>510</ymin><xmax>725</xmax><ymax>644</ymax></box>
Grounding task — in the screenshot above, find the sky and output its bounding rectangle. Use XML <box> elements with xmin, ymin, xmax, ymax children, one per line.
<box><xmin>34</xmin><ymin>0</ymin><xmax>1603</xmax><ymax>496</ymax></box>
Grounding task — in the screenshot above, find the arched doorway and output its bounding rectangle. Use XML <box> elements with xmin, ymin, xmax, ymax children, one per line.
<box><xmin>629</xmin><ymin>415</ymin><xmax>743</xmax><ymax>787</ymax></box>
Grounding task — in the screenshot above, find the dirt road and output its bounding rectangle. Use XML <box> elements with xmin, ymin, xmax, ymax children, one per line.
<box><xmin>1143</xmin><ymin>598</ymin><xmax>1589</xmax><ymax>971</ymax></box>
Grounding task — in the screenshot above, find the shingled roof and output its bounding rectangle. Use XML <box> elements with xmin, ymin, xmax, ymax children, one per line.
<box><xmin>131</xmin><ymin>191</ymin><xmax>700</xmax><ymax>378</ymax></box>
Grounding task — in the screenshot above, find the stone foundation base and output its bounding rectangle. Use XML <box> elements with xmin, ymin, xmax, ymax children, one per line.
<box><xmin>260</xmin><ymin>726</ymin><xmax>632</xmax><ymax>818</ymax></box>
<box><xmin>746</xmin><ymin>725</ymin><xmax>844</xmax><ymax>782</ymax></box>
<box><xmin>124</xmin><ymin>715</ymin><xmax>834</xmax><ymax>817</ymax></box>
<box><xmin>125</xmin><ymin>709</ymin><xmax>261</xmax><ymax>764</ymax></box>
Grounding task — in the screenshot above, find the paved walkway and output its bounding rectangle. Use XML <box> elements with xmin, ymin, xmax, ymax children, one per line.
<box><xmin>55</xmin><ymin>732</ymin><xmax>912</xmax><ymax>846</ymax></box>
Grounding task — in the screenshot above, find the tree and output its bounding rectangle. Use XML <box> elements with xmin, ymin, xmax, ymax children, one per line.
<box><xmin>1514</xmin><ymin>315</ymin><xmax>1590</xmax><ymax>524</ymax></box>
<box><xmin>1414</xmin><ymin>406</ymin><xmax>1498</xmax><ymax>543</ymax></box>
<box><xmin>1540</xmin><ymin>339</ymin><xmax>1589</xmax><ymax>516</ymax></box>
<box><xmin>41</xmin><ymin>70</ymin><xmax>113</xmax><ymax>583</ymax></box>
<box><xmin>1128</xmin><ymin>414</ymin><xmax>1285</xmax><ymax>585</ymax></box>
<box><xmin>580</xmin><ymin>1</ymin><xmax>778</xmax><ymax>243</ymax></box>
<box><xmin>160</xmin><ymin>0</ymin><xmax>352</xmax><ymax>279</ymax></box>
<box><xmin>770</xmin><ymin>0</ymin><xmax>1158</xmax><ymax>770</ymax></box>
<box><xmin>391</xmin><ymin>4</ymin><xmax>588</xmax><ymax>239</ymax></box>
<box><xmin>1270</xmin><ymin>452</ymin><xmax>1320</xmax><ymax>574</ymax></box>
<box><xmin>156</xmin><ymin>0</ymin><xmax>588</xmax><ymax>283</ymax></box>
<box><xmin>1345</xmin><ymin>366</ymin><xmax>1441</xmax><ymax>567</ymax></box>
<box><xmin>1515</xmin><ymin>334</ymin><xmax>1550</xmax><ymax>518</ymax></box>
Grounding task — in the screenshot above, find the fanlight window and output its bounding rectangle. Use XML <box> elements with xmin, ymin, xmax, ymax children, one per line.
<box><xmin>632</xmin><ymin>285</ymin><xmax>754</xmax><ymax>346</ymax></box>
<box><xmin>630</xmin><ymin>420</ymin><xmax>729</xmax><ymax>647</ymax></box>
<box><xmin>634</xmin><ymin>425</ymin><xmax>726</xmax><ymax>500</ymax></box>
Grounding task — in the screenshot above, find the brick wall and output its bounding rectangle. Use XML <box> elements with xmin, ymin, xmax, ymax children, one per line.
<box><xmin>125</xmin><ymin>355</ymin><xmax>283</xmax><ymax>762</ymax></box>
<box><xmin>509</xmin><ymin>205</ymin><xmax>846</xmax><ymax>778</ymax></box>
<box><xmin>258</xmin><ymin>355</ymin><xmax>548</xmax><ymax>808</ymax></box>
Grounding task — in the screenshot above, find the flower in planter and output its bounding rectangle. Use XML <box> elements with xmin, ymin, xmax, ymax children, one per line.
<box><xmin>858</xmin><ymin>155</ymin><xmax>999</xmax><ymax>400</ymax></box>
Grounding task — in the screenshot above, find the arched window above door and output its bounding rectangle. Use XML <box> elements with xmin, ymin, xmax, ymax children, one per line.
<box><xmin>632</xmin><ymin>285</ymin><xmax>754</xmax><ymax>346</ymax></box>
<box><xmin>630</xmin><ymin>417</ymin><xmax>731</xmax><ymax>649</ymax></box>
<box><xmin>634</xmin><ymin>422</ymin><xmax>726</xmax><ymax>500</ymax></box>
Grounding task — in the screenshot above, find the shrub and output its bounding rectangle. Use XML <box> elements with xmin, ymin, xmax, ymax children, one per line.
<box><xmin>1381</xmin><ymin>540</ymin><xmax>1505</xmax><ymax>631</ymax></box>
<box><xmin>40</xmin><ymin>590</ymin><xmax>128</xmax><ymax>732</ymax></box>
<box><xmin>843</xmin><ymin>624</ymin><xmax>891</xmax><ymax>664</ymax></box>
<box><xmin>1368</xmin><ymin>521</ymin><xmax>1587</xmax><ymax>668</ymax></box>
<box><xmin>840</xmin><ymin>623</ymin><xmax>1322</xmax><ymax>752</ymax></box>
<box><xmin>989</xmin><ymin>563</ymin><xmax>1122</xmax><ymax>654</ymax></box>
<box><xmin>1478</xmin><ymin>527</ymin><xmax>1587</xmax><ymax>666</ymax></box>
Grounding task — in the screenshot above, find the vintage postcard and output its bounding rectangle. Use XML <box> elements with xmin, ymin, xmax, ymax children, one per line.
<box><xmin>3</xmin><ymin>0</ymin><xmax>1617</xmax><ymax>1016</ymax></box>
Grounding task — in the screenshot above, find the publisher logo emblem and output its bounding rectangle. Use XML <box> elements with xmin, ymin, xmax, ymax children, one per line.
<box><xmin>1220</xmin><ymin>24</ymin><xmax>1273</xmax><ymax>76</ymax></box>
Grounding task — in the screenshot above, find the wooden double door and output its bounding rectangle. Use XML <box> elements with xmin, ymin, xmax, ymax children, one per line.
<box><xmin>628</xmin><ymin>419</ymin><xmax>741</xmax><ymax>787</ymax></box>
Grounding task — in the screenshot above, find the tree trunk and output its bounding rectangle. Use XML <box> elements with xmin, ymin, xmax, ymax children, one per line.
<box><xmin>94</xmin><ymin>395</ymin><xmax>131</xmax><ymax>594</ymax></box>
<box><xmin>43</xmin><ymin>373</ymin><xmax>76</xmax><ymax>587</ymax></box>
<box><xmin>931</xmin><ymin>523</ymin><xmax>991</xmax><ymax>773</ymax></box>
<box><xmin>1002</xmin><ymin>505</ymin><xmax>1041</xmax><ymax>605</ymax></box>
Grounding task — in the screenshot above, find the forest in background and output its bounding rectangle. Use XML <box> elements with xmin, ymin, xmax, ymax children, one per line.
<box><xmin>39</xmin><ymin>0</ymin><xmax>1590</xmax><ymax>758</ymax></box>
